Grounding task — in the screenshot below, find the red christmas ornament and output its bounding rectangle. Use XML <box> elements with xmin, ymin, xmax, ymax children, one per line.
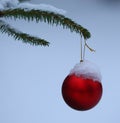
<box><xmin>62</xmin><ymin>60</ymin><xmax>103</xmax><ymax>111</ymax></box>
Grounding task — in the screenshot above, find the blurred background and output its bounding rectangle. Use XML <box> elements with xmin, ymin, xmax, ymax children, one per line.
<box><xmin>0</xmin><ymin>0</ymin><xmax>120</xmax><ymax>123</ymax></box>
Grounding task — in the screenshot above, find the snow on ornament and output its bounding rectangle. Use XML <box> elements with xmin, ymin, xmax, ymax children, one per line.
<box><xmin>62</xmin><ymin>38</ymin><xmax>103</xmax><ymax>111</ymax></box>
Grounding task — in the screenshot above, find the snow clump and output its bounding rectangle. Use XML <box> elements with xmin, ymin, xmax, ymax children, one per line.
<box><xmin>0</xmin><ymin>0</ymin><xmax>19</xmax><ymax>10</ymax></box>
<box><xmin>70</xmin><ymin>60</ymin><xmax>102</xmax><ymax>82</ymax></box>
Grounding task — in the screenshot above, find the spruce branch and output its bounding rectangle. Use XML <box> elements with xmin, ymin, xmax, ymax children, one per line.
<box><xmin>1</xmin><ymin>9</ymin><xmax>91</xmax><ymax>39</ymax></box>
<box><xmin>0</xmin><ymin>20</ymin><xmax>49</xmax><ymax>46</ymax></box>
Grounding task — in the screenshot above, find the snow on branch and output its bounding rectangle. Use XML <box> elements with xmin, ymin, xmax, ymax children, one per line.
<box><xmin>0</xmin><ymin>0</ymin><xmax>66</xmax><ymax>15</ymax></box>
<box><xmin>17</xmin><ymin>3</ymin><xmax>66</xmax><ymax>15</ymax></box>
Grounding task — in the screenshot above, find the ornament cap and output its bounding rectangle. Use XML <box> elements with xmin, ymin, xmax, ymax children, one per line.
<box><xmin>80</xmin><ymin>60</ymin><xmax>84</xmax><ymax>62</ymax></box>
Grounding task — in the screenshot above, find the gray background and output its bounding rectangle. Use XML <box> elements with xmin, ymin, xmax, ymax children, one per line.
<box><xmin>0</xmin><ymin>0</ymin><xmax>120</xmax><ymax>122</ymax></box>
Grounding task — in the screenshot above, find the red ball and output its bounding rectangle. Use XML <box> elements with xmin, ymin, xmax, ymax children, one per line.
<box><xmin>62</xmin><ymin>74</ymin><xmax>103</xmax><ymax>111</ymax></box>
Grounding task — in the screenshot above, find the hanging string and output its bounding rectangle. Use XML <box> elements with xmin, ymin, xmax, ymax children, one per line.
<box><xmin>80</xmin><ymin>35</ymin><xmax>83</xmax><ymax>62</ymax></box>
<box><xmin>80</xmin><ymin>36</ymin><xmax>95</xmax><ymax>63</ymax></box>
<box><xmin>83</xmin><ymin>39</ymin><xmax>86</xmax><ymax>61</ymax></box>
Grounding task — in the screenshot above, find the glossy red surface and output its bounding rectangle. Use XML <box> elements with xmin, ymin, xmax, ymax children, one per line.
<box><xmin>62</xmin><ymin>74</ymin><xmax>103</xmax><ymax>111</ymax></box>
